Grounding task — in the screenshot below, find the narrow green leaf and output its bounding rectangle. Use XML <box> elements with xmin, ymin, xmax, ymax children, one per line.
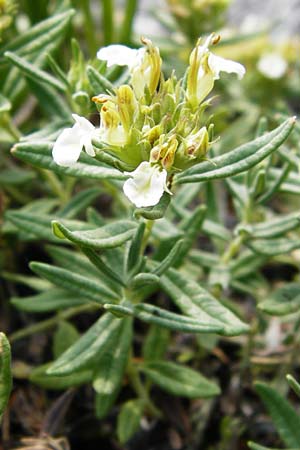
<box><xmin>140</xmin><ymin>361</ymin><xmax>220</xmax><ymax>398</ymax></box>
<box><xmin>80</xmin><ymin>247</ymin><xmax>125</xmax><ymax>287</ymax></box>
<box><xmin>248</xmin><ymin>238</ymin><xmax>300</xmax><ymax>256</ymax></box>
<box><xmin>246</xmin><ymin>212</ymin><xmax>300</xmax><ymax>239</ymax></box>
<box><xmin>12</xmin><ymin>142</ymin><xmax>127</xmax><ymax>180</ymax></box>
<box><xmin>175</xmin><ymin>118</ymin><xmax>295</xmax><ymax>184</ymax></box>
<box><xmin>110</xmin><ymin>302</ymin><xmax>223</xmax><ymax>333</ymax></box>
<box><xmin>11</xmin><ymin>288</ymin><xmax>86</xmax><ymax>313</ymax></box>
<box><xmin>134</xmin><ymin>192</ymin><xmax>171</xmax><ymax>220</ymax></box>
<box><xmin>129</xmin><ymin>273</ymin><xmax>160</xmax><ymax>289</ymax></box>
<box><xmin>53</xmin><ymin>321</ymin><xmax>80</xmax><ymax>359</ymax></box>
<box><xmin>0</xmin><ymin>10</ymin><xmax>75</xmax><ymax>61</ymax></box>
<box><xmin>258</xmin><ymin>283</ymin><xmax>300</xmax><ymax>316</ymax></box>
<box><xmin>30</xmin><ymin>363</ymin><xmax>92</xmax><ymax>390</ymax></box>
<box><xmin>5</xmin><ymin>211</ymin><xmax>90</xmax><ymax>242</ymax></box>
<box><xmin>86</xmin><ymin>65</ymin><xmax>114</xmax><ymax>92</ymax></box>
<box><xmin>255</xmin><ymin>381</ymin><xmax>300</xmax><ymax>448</ymax></box>
<box><xmin>173</xmin><ymin>205</ymin><xmax>207</xmax><ymax>266</ymax></box>
<box><xmin>58</xmin><ymin>188</ymin><xmax>100</xmax><ymax>219</ymax></box>
<box><xmin>117</xmin><ymin>399</ymin><xmax>144</xmax><ymax>444</ymax></box>
<box><xmin>152</xmin><ymin>239</ymin><xmax>184</xmax><ymax>275</ymax></box>
<box><xmin>47</xmin><ymin>313</ymin><xmax>121</xmax><ymax>375</ymax></box>
<box><xmin>0</xmin><ymin>168</ymin><xmax>35</xmax><ymax>186</ymax></box>
<box><xmin>5</xmin><ymin>52</ymin><xmax>67</xmax><ymax>92</ymax></box>
<box><xmin>94</xmin><ymin>318</ymin><xmax>132</xmax><ymax>419</ymax></box>
<box><xmin>160</xmin><ymin>267</ymin><xmax>249</xmax><ymax>336</ymax></box>
<box><xmin>46</xmin><ymin>245</ymin><xmax>103</xmax><ymax>280</ymax></box>
<box><xmin>0</xmin><ymin>333</ymin><xmax>12</xmax><ymax>421</ymax></box>
<box><xmin>286</xmin><ymin>374</ymin><xmax>300</xmax><ymax>398</ymax></box>
<box><xmin>26</xmin><ymin>77</ymin><xmax>71</xmax><ymax>119</ymax></box>
<box><xmin>52</xmin><ymin>220</ymin><xmax>137</xmax><ymax>249</ymax></box>
<box><xmin>142</xmin><ymin>325</ymin><xmax>170</xmax><ymax>362</ymax></box>
<box><xmin>30</xmin><ymin>262</ymin><xmax>118</xmax><ymax>304</ymax></box>
<box><xmin>126</xmin><ymin>222</ymin><xmax>146</xmax><ymax>274</ymax></box>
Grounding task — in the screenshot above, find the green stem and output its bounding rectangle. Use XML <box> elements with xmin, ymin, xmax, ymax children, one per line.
<box><xmin>221</xmin><ymin>234</ymin><xmax>244</xmax><ymax>265</ymax></box>
<box><xmin>127</xmin><ymin>359</ymin><xmax>162</xmax><ymax>418</ymax></box>
<box><xmin>40</xmin><ymin>169</ymin><xmax>68</xmax><ymax>205</ymax></box>
<box><xmin>102</xmin><ymin>0</ymin><xmax>114</xmax><ymax>45</ymax></box>
<box><xmin>140</xmin><ymin>219</ymin><xmax>154</xmax><ymax>254</ymax></box>
<box><xmin>81</xmin><ymin>0</ymin><xmax>97</xmax><ymax>55</ymax></box>
<box><xmin>9</xmin><ymin>304</ymin><xmax>98</xmax><ymax>342</ymax></box>
<box><xmin>119</xmin><ymin>0</ymin><xmax>138</xmax><ymax>44</ymax></box>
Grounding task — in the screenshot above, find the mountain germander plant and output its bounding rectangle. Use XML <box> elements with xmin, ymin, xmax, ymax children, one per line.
<box><xmin>3</xmin><ymin>15</ymin><xmax>298</xmax><ymax>444</ymax></box>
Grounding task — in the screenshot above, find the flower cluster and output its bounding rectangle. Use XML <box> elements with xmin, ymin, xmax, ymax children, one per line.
<box><xmin>52</xmin><ymin>35</ymin><xmax>245</xmax><ymax>208</ymax></box>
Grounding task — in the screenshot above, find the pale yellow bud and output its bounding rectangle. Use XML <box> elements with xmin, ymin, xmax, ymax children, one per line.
<box><xmin>116</xmin><ymin>85</ymin><xmax>136</xmax><ymax>132</ymax></box>
<box><xmin>186</xmin><ymin>126</ymin><xmax>209</xmax><ymax>158</ymax></box>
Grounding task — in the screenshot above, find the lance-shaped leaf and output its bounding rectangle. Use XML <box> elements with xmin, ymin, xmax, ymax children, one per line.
<box><xmin>11</xmin><ymin>288</ymin><xmax>87</xmax><ymax>313</ymax></box>
<box><xmin>175</xmin><ymin>118</ymin><xmax>295</xmax><ymax>184</ymax></box>
<box><xmin>258</xmin><ymin>283</ymin><xmax>300</xmax><ymax>316</ymax></box>
<box><xmin>47</xmin><ymin>313</ymin><xmax>121</xmax><ymax>375</ymax></box>
<box><xmin>94</xmin><ymin>318</ymin><xmax>132</xmax><ymax>419</ymax></box>
<box><xmin>159</xmin><ymin>268</ymin><xmax>249</xmax><ymax>336</ymax></box>
<box><xmin>30</xmin><ymin>262</ymin><xmax>118</xmax><ymax>304</ymax></box>
<box><xmin>242</xmin><ymin>212</ymin><xmax>300</xmax><ymax>239</ymax></box>
<box><xmin>143</xmin><ymin>325</ymin><xmax>170</xmax><ymax>362</ymax></box>
<box><xmin>255</xmin><ymin>382</ymin><xmax>300</xmax><ymax>448</ymax></box>
<box><xmin>52</xmin><ymin>220</ymin><xmax>137</xmax><ymax>249</ymax></box>
<box><xmin>134</xmin><ymin>192</ymin><xmax>171</xmax><ymax>220</ymax></box>
<box><xmin>286</xmin><ymin>374</ymin><xmax>300</xmax><ymax>398</ymax></box>
<box><xmin>248</xmin><ymin>237</ymin><xmax>300</xmax><ymax>256</ymax></box>
<box><xmin>104</xmin><ymin>302</ymin><xmax>223</xmax><ymax>333</ymax></box>
<box><xmin>5</xmin><ymin>211</ymin><xmax>90</xmax><ymax>242</ymax></box>
<box><xmin>0</xmin><ymin>333</ymin><xmax>12</xmax><ymax>421</ymax></box>
<box><xmin>58</xmin><ymin>188</ymin><xmax>101</xmax><ymax>219</ymax></box>
<box><xmin>26</xmin><ymin>77</ymin><xmax>71</xmax><ymax>120</ymax></box>
<box><xmin>140</xmin><ymin>361</ymin><xmax>220</xmax><ymax>398</ymax></box>
<box><xmin>86</xmin><ymin>65</ymin><xmax>114</xmax><ymax>92</ymax></box>
<box><xmin>4</xmin><ymin>52</ymin><xmax>67</xmax><ymax>92</ymax></box>
<box><xmin>125</xmin><ymin>222</ymin><xmax>146</xmax><ymax>275</ymax></box>
<box><xmin>0</xmin><ymin>10</ymin><xmax>75</xmax><ymax>62</ymax></box>
<box><xmin>30</xmin><ymin>363</ymin><xmax>93</xmax><ymax>390</ymax></box>
<box><xmin>117</xmin><ymin>399</ymin><xmax>145</xmax><ymax>444</ymax></box>
<box><xmin>12</xmin><ymin>141</ymin><xmax>127</xmax><ymax>180</ymax></box>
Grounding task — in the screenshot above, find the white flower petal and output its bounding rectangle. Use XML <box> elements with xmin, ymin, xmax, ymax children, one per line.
<box><xmin>123</xmin><ymin>161</ymin><xmax>168</xmax><ymax>208</ymax></box>
<box><xmin>97</xmin><ymin>44</ymin><xmax>144</xmax><ymax>69</ymax></box>
<box><xmin>208</xmin><ymin>53</ymin><xmax>246</xmax><ymax>80</ymax></box>
<box><xmin>72</xmin><ymin>114</ymin><xmax>95</xmax><ymax>133</ymax></box>
<box><xmin>52</xmin><ymin>127</ymin><xmax>83</xmax><ymax>166</ymax></box>
<box><xmin>81</xmin><ymin>135</ymin><xmax>95</xmax><ymax>157</ymax></box>
<box><xmin>257</xmin><ymin>53</ymin><xmax>287</xmax><ymax>79</ymax></box>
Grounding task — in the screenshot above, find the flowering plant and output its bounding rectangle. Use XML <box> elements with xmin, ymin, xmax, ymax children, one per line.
<box><xmin>1</xmin><ymin>4</ymin><xmax>298</xmax><ymax>447</ymax></box>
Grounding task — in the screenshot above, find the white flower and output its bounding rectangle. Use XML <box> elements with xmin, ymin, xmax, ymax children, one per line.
<box><xmin>123</xmin><ymin>161</ymin><xmax>170</xmax><ymax>208</ymax></box>
<box><xmin>257</xmin><ymin>52</ymin><xmax>287</xmax><ymax>79</ymax></box>
<box><xmin>52</xmin><ymin>114</ymin><xmax>96</xmax><ymax>166</ymax></box>
<box><xmin>97</xmin><ymin>41</ymin><xmax>161</xmax><ymax>99</ymax></box>
<box><xmin>187</xmin><ymin>35</ymin><xmax>245</xmax><ymax>106</ymax></box>
<box><xmin>207</xmin><ymin>52</ymin><xmax>246</xmax><ymax>81</ymax></box>
<box><xmin>97</xmin><ymin>44</ymin><xmax>145</xmax><ymax>69</ymax></box>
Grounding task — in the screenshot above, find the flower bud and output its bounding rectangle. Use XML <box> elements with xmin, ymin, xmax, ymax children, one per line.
<box><xmin>116</xmin><ymin>85</ymin><xmax>137</xmax><ymax>132</ymax></box>
<box><xmin>131</xmin><ymin>38</ymin><xmax>162</xmax><ymax>98</ymax></box>
<box><xmin>185</xmin><ymin>126</ymin><xmax>209</xmax><ymax>158</ymax></box>
<box><xmin>150</xmin><ymin>135</ymin><xmax>178</xmax><ymax>170</ymax></box>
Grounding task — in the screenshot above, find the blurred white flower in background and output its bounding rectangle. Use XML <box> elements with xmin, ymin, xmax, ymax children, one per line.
<box><xmin>257</xmin><ymin>52</ymin><xmax>288</xmax><ymax>79</ymax></box>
